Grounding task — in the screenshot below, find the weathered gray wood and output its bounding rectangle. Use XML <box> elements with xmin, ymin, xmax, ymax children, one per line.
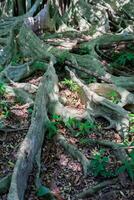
<box><xmin>7</xmin><ymin>61</ymin><xmax>57</xmax><ymax>200</ymax></box>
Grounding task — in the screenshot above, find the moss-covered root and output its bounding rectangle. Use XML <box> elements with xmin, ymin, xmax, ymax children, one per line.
<box><xmin>77</xmin><ymin>178</ymin><xmax>117</xmax><ymax>199</ymax></box>
<box><xmin>0</xmin><ymin>174</ymin><xmax>11</xmax><ymax>194</ymax></box>
<box><xmin>55</xmin><ymin>134</ymin><xmax>90</xmax><ymax>176</ymax></box>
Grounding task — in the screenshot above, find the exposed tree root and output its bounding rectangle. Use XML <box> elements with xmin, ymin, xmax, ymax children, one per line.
<box><xmin>65</xmin><ymin>60</ymin><xmax>113</xmax><ymax>84</ymax></box>
<box><xmin>88</xmin><ymin>83</ymin><xmax>134</xmax><ymax>109</ymax></box>
<box><xmin>66</xmin><ymin>67</ymin><xmax>129</xmax><ymax>138</ymax></box>
<box><xmin>3</xmin><ymin>85</ymin><xmax>34</xmax><ymax>106</ymax></box>
<box><xmin>7</xmin><ymin>60</ymin><xmax>56</xmax><ymax>200</ymax></box>
<box><xmin>73</xmin><ymin>33</ymin><xmax>134</xmax><ymax>91</ymax></box>
<box><xmin>77</xmin><ymin>178</ymin><xmax>117</xmax><ymax>199</ymax></box>
<box><xmin>81</xmin><ymin>138</ymin><xmax>129</xmax><ymax>186</ymax></box>
<box><xmin>1</xmin><ymin>1</ymin><xmax>134</xmax><ymax>199</ymax></box>
<box><xmin>55</xmin><ymin>134</ymin><xmax>90</xmax><ymax>176</ymax></box>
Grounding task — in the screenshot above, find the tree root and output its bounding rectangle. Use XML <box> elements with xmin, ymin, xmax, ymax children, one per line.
<box><xmin>11</xmin><ymin>83</ymin><xmax>37</xmax><ymax>94</ymax></box>
<box><xmin>7</xmin><ymin>60</ymin><xmax>56</xmax><ymax>200</ymax></box>
<box><xmin>65</xmin><ymin>60</ymin><xmax>112</xmax><ymax>84</ymax></box>
<box><xmin>80</xmin><ymin>138</ymin><xmax>129</xmax><ymax>163</ymax></box>
<box><xmin>3</xmin><ymin>85</ymin><xmax>33</xmax><ymax>106</ymax></box>
<box><xmin>88</xmin><ymin>83</ymin><xmax>134</xmax><ymax>109</ymax></box>
<box><xmin>0</xmin><ymin>1</ymin><xmax>134</xmax><ymax>200</ymax></box>
<box><xmin>18</xmin><ymin>24</ymin><xmax>52</xmax><ymax>60</ymax></box>
<box><xmin>74</xmin><ymin>33</ymin><xmax>134</xmax><ymax>91</ymax></box>
<box><xmin>66</xmin><ymin>67</ymin><xmax>129</xmax><ymax>138</ymax></box>
<box><xmin>55</xmin><ymin>134</ymin><xmax>90</xmax><ymax>176</ymax></box>
<box><xmin>81</xmin><ymin>138</ymin><xmax>129</xmax><ymax>186</ymax></box>
<box><xmin>77</xmin><ymin>178</ymin><xmax>117</xmax><ymax>199</ymax></box>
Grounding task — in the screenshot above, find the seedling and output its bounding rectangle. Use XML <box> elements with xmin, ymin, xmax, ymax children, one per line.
<box><xmin>66</xmin><ymin>117</ymin><xmax>96</xmax><ymax>137</ymax></box>
<box><xmin>90</xmin><ymin>149</ymin><xmax>114</xmax><ymax>178</ymax></box>
<box><xmin>116</xmin><ymin>150</ymin><xmax>134</xmax><ymax>181</ymax></box>
<box><xmin>0</xmin><ymin>82</ymin><xmax>6</xmax><ymax>96</ymax></box>
<box><xmin>61</xmin><ymin>78</ymin><xmax>79</xmax><ymax>92</ymax></box>
<box><xmin>0</xmin><ymin>101</ymin><xmax>9</xmax><ymax>119</ymax></box>
<box><xmin>65</xmin><ymin>117</ymin><xmax>79</xmax><ymax>129</ymax></box>
<box><xmin>107</xmin><ymin>90</ymin><xmax>120</xmax><ymax>104</ymax></box>
<box><xmin>47</xmin><ymin>114</ymin><xmax>62</xmax><ymax>139</ymax></box>
<box><xmin>28</xmin><ymin>107</ymin><xmax>33</xmax><ymax>114</ymax></box>
<box><xmin>87</xmin><ymin>77</ymin><xmax>96</xmax><ymax>84</ymax></box>
<box><xmin>36</xmin><ymin>185</ymin><xmax>55</xmax><ymax>199</ymax></box>
<box><xmin>129</xmin><ymin>113</ymin><xmax>134</xmax><ymax>133</ymax></box>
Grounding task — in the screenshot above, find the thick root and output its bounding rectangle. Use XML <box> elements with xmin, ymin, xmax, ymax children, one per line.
<box><xmin>88</xmin><ymin>83</ymin><xmax>134</xmax><ymax>114</ymax></box>
<box><xmin>67</xmin><ymin>67</ymin><xmax>129</xmax><ymax>138</ymax></box>
<box><xmin>77</xmin><ymin>178</ymin><xmax>117</xmax><ymax>199</ymax></box>
<box><xmin>7</xmin><ymin>60</ymin><xmax>56</xmax><ymax>200</ymax></box>
<box><xmin>55</xmin><ymin>134</ymin><xmax>90</xmax><ymax>176</ymax></box>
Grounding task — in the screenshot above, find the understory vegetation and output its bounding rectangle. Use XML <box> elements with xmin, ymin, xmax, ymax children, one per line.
<box><xmin>0</xmin><ymin>0</ymin><xmax>134</xmax><ymax>200</ymax></box>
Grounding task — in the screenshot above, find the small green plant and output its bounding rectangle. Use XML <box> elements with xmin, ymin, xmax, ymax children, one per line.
<box><xmin>129</xmin><ymin>113</ymin><xmax>134</xmax><ymax>133</ymax></box>
<box><xmin>116</xmin><ymin>150</ymin><xmax>134</xmax><ymax>181</ymax></box>
<box><xmin>65</xmin><ymin>117</ymin><xmax>79</xmax><ymax>129</ymax></box>
<box><xmin>61</xmin><ymin>78</ymin><xmax>79</xmax><ymax>92</ymax></box>
<box><xmin>111</xmin><ymin>51</ymin><xmax>134</xmax><ymax>68</ymax></box>
<box><xmin>28</xmin><ymin>107</ymin><xmax>33</xmax><ymax>114</ymax></box>
<box><xmin>87</xmin><ymin>77</ymin><xmax>97</xmax><ymax>84</ymax></box>
<box><xmin>107</xmin><ymin>90</ymin><xmax>120</xmax><ymax>104</ymax></box>
<box><xmin>0</xmin><ymin>82</ymin><xmax>6</xmax><ymax>96</ymax></box>
<box><xmin>47</xmin><ymin>114</ymin><xmax>62</xmax><ymax>139</ymax></box>
<box><xmin>36</xmin><ymin>185</ymin><xmax>55</xmax><ymax>199</ymax></box>
<box><xmin>0</xmin><ymin>101</ymin><xmax>9</xmax><ymax>119</ymax></box>
<box><xmin>90</xmin><ymin>149</ymin><xmax>114</xmax><ymax>178</ymax></box>
<box><xmin>47</xmin><ymin>121</ymin><xmax>58</xmax><ymax>139</ymax></box>
<box><xmin>32</xmin><ymin>61</ymin><xmax>46</xmax><ymax>69</ymax></box>
<box><xmin>77</xmin><ymin>121</ymin><xmax>96</xmax><ymax>137</ymax></box>
<box><xmin>66</xmin><ymin>117</ymin><xmax>96</xmax><ymax>137</ymax></box>
<box><xmin>11</xmin><ymin>53</ymin><xmax>23</xmax><ymax>65</ymax></box>
<box><xmin>117</xmin><ymin>52</ymin><xmax>134</xmax><ymax>66</ymax></box>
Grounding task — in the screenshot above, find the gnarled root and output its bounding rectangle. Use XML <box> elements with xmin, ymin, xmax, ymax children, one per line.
<box><xmin>66</xmin><ymin>67</ymin><xmax>129</xmax><ymax>138</ymax></box>
<box><xmin>77</xmin><ymin>178</ymin><xmax>117</xmax><ymax>199</ymax></box>
<box><xmin>7</xmin><ymin>60</ymin><xmax>56</xmax><ymax>200</ymax></box>
<box><xmin>55</xmin><ymin>134</ymin><xmax>90</xmax><ymax>176</ymax></box>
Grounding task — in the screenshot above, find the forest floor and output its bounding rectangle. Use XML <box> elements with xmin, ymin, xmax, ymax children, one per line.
<box><xmin>0</xmin><ymin>35</ymin><xmax>134</xmax><ymax>200</ymax></box>
<box><xmin>0</xmin><ymin>75</ymin><xmax>134</xmax><ymax>200</ymax></box>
